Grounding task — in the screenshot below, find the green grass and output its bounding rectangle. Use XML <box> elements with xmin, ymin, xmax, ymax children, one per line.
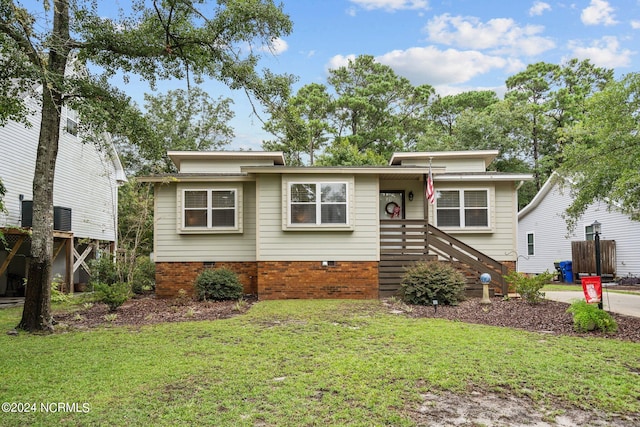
<box><xmin>542</xmin><ymin>284</ymin><xmax>584</xmax><ymax>291</ymax></box>
<box><xmin>1</xmin><ymin>299</ymin><xmax>639</xmax><ymax>426</ymax></box>
<box><xmin>543</xmin><ymin>284</ymin><xmax>640</xmax><ymax>295</ymax></box>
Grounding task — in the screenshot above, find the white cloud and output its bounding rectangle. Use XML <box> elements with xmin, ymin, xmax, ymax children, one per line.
<box><xmin>374</xmin><ymin>46</ymin><xmax>508</xmax><ymax>86</ymax></box>
<box><xmin>529</xmin><ymin>1</ymin><xmax>551</xmax><ymax>16</ymax></box>
<box><xmin>326</xmin><ymin>54</ymin><xmax>357</xmax><ymax>73</ymax></box>
<box><xmin>581</xmin><ymin>0</ymin><xmax>617</xmax><ymax>26</ymax></box>
<box><xmin>258</xmin><ymin>37</ymin><xmax>289</xmax><ymax>55</ymax></box>
<box><xmin>568</xmin><ymin>36</ymin><xmax>634</xmax><ymax>67</ymax></box>
<box><xmin>631</xmin><ymin>20</ymin><xmax>640</xmax><ymax>29</ymax></box>
<box><xmin>349</xmin><ymin>0</ymin><xmax>429</xmax><ymax>11</ymax></box>
<box><xmin>434</xmin><ymin>84</ymin><xmax>507</xmax><ymax>99</ymax></box>
<box><xmin>424</xmin><ymin>14</ymin><xmax>555</xmax><ymax>56</ymax></box>
<box><xmin>269</xmin><ymin>37</ymin><xmax>289</xmax><ymax>55</ymax></box>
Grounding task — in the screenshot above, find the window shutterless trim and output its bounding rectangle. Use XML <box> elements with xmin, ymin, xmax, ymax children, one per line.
<box><xmin>179</xmin><ymin>186</ymin><xmax>242</xmax><ymax>234</ymax></box>
<box><xmin>435</xmin><ymin>188</ymin><xmax>491</xmax><ymax>230</ymax></box>
<box><xmin>283</xmin><ymin>178</ymin><xmax>354</xmax><ymax>231</ymax></box>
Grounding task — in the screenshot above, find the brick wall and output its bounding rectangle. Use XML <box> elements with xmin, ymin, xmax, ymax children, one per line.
<box><xmin>155</xmin><ymin>261</ymin><xmax>257</xmax><ymax>298</ymax></box>
<box><xmin>257</xmin><ymin>261</ymin><xmax>378</xmax><ymax>300</ymax></box>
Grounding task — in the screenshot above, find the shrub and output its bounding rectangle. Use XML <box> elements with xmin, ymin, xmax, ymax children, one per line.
<box><xmin>51</xmin><ymin>274</ymin><xmax>69</xmax><ymax>303</ymax></box>
<box><xmin>89</xmin><ymin>256</ymin><xmax>119</xmax><ymax>288</ymax></box>
<box><xmin>567</xmin><ymin>300</ymin><xmax>618</xmax><ymax>333</ymax></box>
<box><xmin>503</xmin><ymin>270</ymin><xmax>553</xmax><ymax>304</ymax></box>
<box><xmin>94</xmin><ymin>282</ymin><xmax>131</xmax><ymax>312</ymax></box>
<box><xmin>131</xmin><ymin>256</ymin><xmax>155</xmax><ymax>294</ymax></box>
<box><xmin>401</xmin><ymin>261</ymin><xmax>467</xmax><ymax>306</ymax></box>
<box><xmin>194</xmin><ymin>268</ymin><xmax>243</xmax><ymax>301</ymax></box>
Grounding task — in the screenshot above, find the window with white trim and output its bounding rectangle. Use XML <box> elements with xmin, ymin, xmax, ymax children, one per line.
<box><xmin>289</xmin><ymin>182</ymin><xmax>348</xmax><ymax>225</ymax></box>
<box><xmin>66</xmin><ymin>117</ymin><xmax>78</xmax><ymax>136</ymax></box>
<box><xmin>183</xmin><ymin>189</ymin><xmax>237</xmax><ymax>229</ymax></box>
<box><xmin>527</xmin><ymin>232</ymin><xmax>535</xmax><ymax>256</ymax></box>
<box><xmin>585</xmin><ymin>224</ymin><xmax>597</xmax><ymax>241</ymax></box>
<box><xmin>436</xmin><ymin>189</ymin><xmax>489</xmax><ymax>228</ymax></box>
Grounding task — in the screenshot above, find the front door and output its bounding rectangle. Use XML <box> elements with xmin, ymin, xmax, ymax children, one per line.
<box><xmin>379</xmin><ymin>191</ymin><xmax>404</xmax><ymax>220</ymax></box>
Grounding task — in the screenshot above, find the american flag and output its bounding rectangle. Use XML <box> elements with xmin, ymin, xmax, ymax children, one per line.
<box><xmin>426</xmin><ymin>164</ymin><xmax>435</xmax><ymax>205</ymax></box>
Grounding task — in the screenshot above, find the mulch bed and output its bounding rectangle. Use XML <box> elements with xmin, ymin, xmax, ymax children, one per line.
<box><xmin>54</xmin><ymin>294</ymin><xmax>256</xmax><ymax>330</ymax></box>
<box><xmin>54</xmin><ymin>292</ymin><xmax>640</xmax><ymax>342</ymax></box>
<box><xmin>399</xmin><ymin>297</ymin><xmax>640</xmax><ymax>342</ymax></box>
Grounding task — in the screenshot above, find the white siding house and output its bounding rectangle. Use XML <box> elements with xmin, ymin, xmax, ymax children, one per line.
<box><xmin>0</xmin><ymin>94</ymin><xmax>126</xmax><ymax>296</ymax></box>
<box><xmin>517</xmin><ymin>173</ymin><xmax>640</xmax><ymax>278</ymax></box>
<box><xmin>142</xmin><ymin>150</ymin><xmax>531</xmax><ymax>299</ymax></box>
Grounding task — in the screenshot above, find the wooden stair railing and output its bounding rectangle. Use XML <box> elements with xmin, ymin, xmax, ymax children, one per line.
<box><xmin>379</xmin><ymin>220</ymin><xmax>509</xmax><ymax>296</ymax></box>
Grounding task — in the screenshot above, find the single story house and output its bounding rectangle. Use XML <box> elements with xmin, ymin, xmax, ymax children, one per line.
<box><xmin>517</xmin><ymin>173</ymin><xmax>640</xmax><ymax>280</ymax></box>
<box><xmin>140</xmin><ymin>150</ymin><xmax>532</xmax><ymax>299</ymax></box>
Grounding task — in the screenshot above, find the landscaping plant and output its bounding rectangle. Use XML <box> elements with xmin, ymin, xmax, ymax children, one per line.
<box><xmin>93</xmin><ymin>282</ymin><xmax>132</xmax><ymax>312</ymax></box>
<box><xmin>194</xmin><ymin>268</ymin><xmax>243</xmax><ymax>301</ymax></box>
<box><xmin>131</xmin><ymin>255</ymin><xmax>156</xmax><ymax>294</ymax></box>
<box><xmin>567</xmin><ymin>300</ymin><xmax>618</xmax><ymax>333</ymax></box>
<box><xmin>504</xmin><ymin>270</ymin><xmax>554</xmax><ymax>304</ymax></box>
<box><xmin>401</xmin><ymin>261</ymin><xmax>466</xmax><ymax>305</ymax></box>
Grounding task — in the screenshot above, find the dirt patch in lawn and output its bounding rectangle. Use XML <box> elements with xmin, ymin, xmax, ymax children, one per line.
<box><xmin>407</xmin><ymin>389</ymin><xmax>639</xmax><ymax>427</ymax></box>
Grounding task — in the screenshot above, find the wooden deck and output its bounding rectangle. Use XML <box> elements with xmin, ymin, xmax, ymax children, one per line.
<box><xmin>379</xmin><ymin>220</ymin><xmax>509</xmax><ymax>297</ymax></box>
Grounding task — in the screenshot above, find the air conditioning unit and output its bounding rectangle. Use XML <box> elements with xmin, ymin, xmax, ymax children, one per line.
<box><xmin>21</xmin><ymin>201</ymin><xmax>72</xmax><ymax>231</ymax></box>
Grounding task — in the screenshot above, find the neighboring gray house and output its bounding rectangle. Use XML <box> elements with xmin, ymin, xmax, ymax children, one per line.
<box><xmin>0</xmin><ymin>91</ymin><xmax>127</xmax><ymax>297</ymax></box>
<box><xmin>517</xmin><ymin>173</ymin><xmax>640</xmax><ymax>279</ymax></box>
<box><xmin>141</xmin><ymin>150</ymin><xmax>531</xmax><ymax>299</ymax></box>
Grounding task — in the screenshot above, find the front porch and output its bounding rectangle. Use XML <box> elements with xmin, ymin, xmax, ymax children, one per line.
<box><xmin>379</xmin><ymin>219</ymin><xmax>510</xmax><ymax>298</ymax></box>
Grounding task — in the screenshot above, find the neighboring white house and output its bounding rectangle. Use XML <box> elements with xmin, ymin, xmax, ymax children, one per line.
<box><xmin>0</xmin><ymin>92</ymin><xmax>127</xmax><ymax>296</ymax></box>
<box><xmin>141</xmin><ymin>150</ymin><xmax>531</xmax><ymax>299</ymax></box>
<box><xmin>517</xmin><ymin>173</ymin><xmax>640</xmax><ymax>279</ymax></box>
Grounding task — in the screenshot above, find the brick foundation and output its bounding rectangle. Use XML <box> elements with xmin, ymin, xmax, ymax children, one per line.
<box><xmin>257</xmin><ymin>261</ymin><xmax>378</xmax><ymax>300</ymax></box>
<box><xmin>155</xmin><ymin>261</ymin><xmax>258</xmax><ymax>298</ymax></box>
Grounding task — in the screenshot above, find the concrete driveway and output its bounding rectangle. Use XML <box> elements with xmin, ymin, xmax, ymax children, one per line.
<box><xmin>544</xmin><ymin>290</ymin><xmax>640</xmax><ymax>318</ymax></box>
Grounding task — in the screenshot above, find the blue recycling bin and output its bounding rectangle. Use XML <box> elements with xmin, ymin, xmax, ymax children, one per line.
<box><xmin>559</xmin><ymin>260</ymin><xmax>573</xmax><ymax>283</ymax></box>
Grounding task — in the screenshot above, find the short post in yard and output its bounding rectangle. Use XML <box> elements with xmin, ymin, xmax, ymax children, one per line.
<box><xmin>480</xmin><ymin>273</ymin><xmax>492</xmax><ymax>304</ymax></box>
<box><xmin>592</xmin><ymin>220</ymin><xmax>603</xmax><ymax>310</ymax></box>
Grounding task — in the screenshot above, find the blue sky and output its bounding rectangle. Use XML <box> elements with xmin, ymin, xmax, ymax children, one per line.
<box><xmin>227</xmin><ymin>0</ymin><xmax>639</xmax><ymax>150</ymax></box>
<box><xmin>25</xmin><ymin>0</ymin><xmax>640</xmax><ymax>150</ymax></box>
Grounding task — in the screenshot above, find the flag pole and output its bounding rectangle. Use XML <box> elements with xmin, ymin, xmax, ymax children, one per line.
<box><xmin>425</xmin><ymin>157</ymin><xmax>434</xmax><ymax>257</ymax></box>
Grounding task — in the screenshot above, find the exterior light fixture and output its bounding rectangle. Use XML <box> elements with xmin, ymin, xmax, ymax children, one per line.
<box><xmin>408</xmin><ymin>191</ymin><xmax>414</xmax><ymax>201</ymax></box>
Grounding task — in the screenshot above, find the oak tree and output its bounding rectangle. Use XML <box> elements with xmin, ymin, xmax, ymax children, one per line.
<box><xmin>0</xmin><ymin>0</ymin><xmax>292</xmax><ymax>332</ymax></box>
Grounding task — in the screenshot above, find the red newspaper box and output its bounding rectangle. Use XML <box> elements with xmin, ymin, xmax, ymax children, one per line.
<box><xmin>581</xmin><ymin>276</ymin><xmax>602</xmax><ymax>304</ymax></box>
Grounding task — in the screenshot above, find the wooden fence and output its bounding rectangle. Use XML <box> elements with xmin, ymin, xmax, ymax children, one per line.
<box><xmin>571</xmin><ymin>240</ymin><xmax>616</xmax><ymax>282</ymax></box>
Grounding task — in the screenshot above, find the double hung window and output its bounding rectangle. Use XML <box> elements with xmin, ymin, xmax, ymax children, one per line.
<box><xmin>289</xmin><ymin>182</ymin><xmax>348</xmax><ymax>226</ymax></box>
<box><xmin>436</xmin><ymin>189</ymin><xmax>489</xmax><ymax>228</ymax></box>
<box><xmin>183</xmin><ymin>189</ymin><xmax>237</xmax><ymax>230</ymax></box>
<box><xmin>527</xmin><ymin>232</ymin><xmax>535</xmax><ymax>256</ymax></box>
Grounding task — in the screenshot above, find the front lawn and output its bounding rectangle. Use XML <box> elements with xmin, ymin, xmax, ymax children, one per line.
<box><xmin>1</xmin><ymin>299</ymin><xmax>639</xmax><ymax>426</ymax></box>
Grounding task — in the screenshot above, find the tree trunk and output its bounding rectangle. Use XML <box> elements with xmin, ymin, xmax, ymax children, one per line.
<box><xmin>17</xmin><ymin>0</ymin><xmax>70</xmax><ymax>332</ymax></box>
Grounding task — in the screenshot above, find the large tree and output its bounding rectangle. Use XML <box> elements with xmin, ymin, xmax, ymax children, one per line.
<box><xmin>264</xmin><ymin>54</ymin><xmax>435</xmax><ymax>165</ymax></box>
<box><xmin>505</xmin><ymin>59</ymin><xmax>613</xmax><ymax>191</ymax></box>
<box><xmin>559</xmin><ymin>72</ymin><xmax>640</xmax><ymax>228</ymax></box>
<box><xmin>263</xmin><ymin>82</ymin><xmax>333</xmax><ymax>165</ymax></box>
<box><xmin>117</xmin><ymin>87</ymin><xmax>235</xmax><ymax>174</ymax></box>
<box><xmin>328</xmin><ymin>55</ymin><xmax>433</xmax><ymax>160</ymax></box>
<box><xmin>0</xmin><ymin>0</ymin><xmax>292</xmax><ymax>332</ymax></box>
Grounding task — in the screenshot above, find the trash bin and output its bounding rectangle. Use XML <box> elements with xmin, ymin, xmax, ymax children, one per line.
<box><xmin>559</xmin><ymin>260</ymin><xmax>573</xmax><ymax>283</ymax></box>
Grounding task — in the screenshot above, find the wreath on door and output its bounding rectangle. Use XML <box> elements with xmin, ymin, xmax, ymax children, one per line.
<box><xmin>385</xmin><ymin>202</ymin><xmax>401</xmax><ymax>218</ymax></box>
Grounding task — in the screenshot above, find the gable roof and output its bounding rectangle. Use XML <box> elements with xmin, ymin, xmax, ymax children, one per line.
<box><xmin>518</xmin><ymin>172</ymin><xmax>567</xmax><ymax>221</ymax></box>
